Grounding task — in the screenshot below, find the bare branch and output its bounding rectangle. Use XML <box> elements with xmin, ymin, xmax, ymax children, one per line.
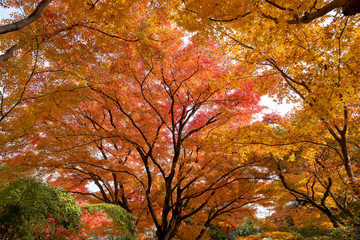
<box><xmin>287</xmin><ymin>0</ymin><xmax>346</xmax><ymax>24</ymax></box>
<box><xmin>0</xmin><ymin>44</ymin><xmax>18</xmax><ymax>64</ymax></box>
<box><xmin>0</xmin><ymin>0</ymin><xmax>52</xmax><ymax>35</ymax></box>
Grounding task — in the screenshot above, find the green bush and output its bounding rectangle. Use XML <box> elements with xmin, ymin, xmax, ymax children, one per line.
<box><xmin>87</xmin><ymin>203</ymin><xmax>136</xmax><ymax>240</ymax></box>
<box><xmin>209</xmin><ymin>220</ymin><xmax>260</xmax><ymax>240</ymax></box>
<box><xmin>0</xmin><ymin>177</ymin><xmax>82</xmax><ymax>240</ymax></box>
<box><xmin>281</xmin><ymin>226</ymin><xmax>360</xmax><ymax>240</ymax></box>
<box><xmin>228</xmin><ymin>221</ymin><xmax>260</xmax><ymax>240</ymax></box>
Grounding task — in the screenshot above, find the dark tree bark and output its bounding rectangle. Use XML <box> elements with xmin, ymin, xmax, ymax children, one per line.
<box><xmin>0</xmin><ymin>0</ymin><xmax>52</xmax><ymax>35</ymax></box>
<box><xmin>0</xmin><ymin>44</ymin><xmax>18</xmax><ymax>64</ymax></box>
<box><xmin>288</xmin><ymin>0</ymin><xmax>360</xmax><ymax>24</ymax></box>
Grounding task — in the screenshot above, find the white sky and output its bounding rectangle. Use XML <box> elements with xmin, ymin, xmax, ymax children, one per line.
<box><xmin>0</xmin><ymin>7</ymin><xmax>17</xmax><ymax>19</ymax></box>
<box><xmin>260</xmin><ymin>95</ymin><xmax>296</xmax><ymax>116</ymax></box>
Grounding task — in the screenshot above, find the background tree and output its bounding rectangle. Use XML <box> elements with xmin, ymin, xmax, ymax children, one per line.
<box><xmin>0</xmin><ymin>0</ymin><xmax>174</xmax><ymax>179</ymax></box>
<box><xmin>175</xmin><ymin>0</ymin><xmax>360</xmax><ymax>199</ymax></box>
<box><xmin>226</xmin><ymin>113</ymin><xmax>360</xmax><ymax>237</ymax></box>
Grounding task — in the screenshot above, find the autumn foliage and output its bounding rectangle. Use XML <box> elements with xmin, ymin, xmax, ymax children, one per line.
<box><xmin>1</xmin><ymin>0</ymin><xmax>360</xmax><ymax>239</ymax></box>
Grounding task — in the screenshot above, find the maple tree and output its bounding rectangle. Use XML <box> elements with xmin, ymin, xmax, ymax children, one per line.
<box><xmin>1</xmin><ymin>0</ymin><xmax>360</xmax><ymax>239</ymax></box>
<box><xmin>16</xmin><ymin>23</ymin><xmax>267</xmax><ymax>239</ymax></box>
<box><xmin>0</xmin><ymin>0</ymin><xmax>83</xmax><ymax>153</ymax></box>
<box><xmin>0</xmin><ymin>0</ymin><xmax>158</xmax><ymax>136</ymax></box>
<box><xmin>0</xmin><ymin>0</ymin><xmax>175</xmax><ymax>170</ymax></box>
<box><xmin>177</xmin><ymin>0</ymin><xmax>360</xmax><ymax>29</ymax></box>
<box><xmin>228</xmin><ymin>110</ymin><xmax>360</xmax><ymax>226</ymax></box>
<box><xmin>222</xmin><ymin>115</ymin><xmax>360</xmax><ymax>240</ymax></box>
<box><xmin>175</xmin><ymin>0</ymin><xmax>360</xmax><ymax>200</ymax></box>
<box><xmin>270</xmin><ymin>148</ymin><xmax>356</xmax><ymax>228</ymax></box>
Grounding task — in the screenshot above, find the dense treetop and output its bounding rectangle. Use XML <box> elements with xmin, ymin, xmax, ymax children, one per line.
<box><xmin>0</xmin><ymin>0</ymin><xmax>360</xmax><ymax>239</ymax></box>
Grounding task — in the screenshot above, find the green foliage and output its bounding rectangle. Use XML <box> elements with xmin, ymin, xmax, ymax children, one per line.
<box><xmin>285</xmin><ymin>227</ymin><xmax>331</xmax><ymax>240</ymax></box>
<box><xmin>209</xmin><ymin>221</ymin><xmax>260</xmax><ymax>240</ymax></box>
<box><xmin>324</xmin><ymin>226</ymin><xmax>360</xmax><ymax>240</ymax></box>
<box><xmin>87</xmin><ymin>203</ymin><xmax>136</xmax><ymax>240</ymax></box>
<box><xmin>209</xmin><ymin>225</ymin><xmax>227</xmax><ymax>240</ymax></box>
<box><xmin>228</xmin><ymin>221</ymin><xmax>260</xmax><ymax>239</ymax></box>
<box><xmin>91</xmin><ymin>236</ymin><xmax>126</xmax><ymax>240</ymax></box>
<box><xmin>276</xmin><ymin>226</ymin><xmax>360</xmax><ymax>240</ymax></box>
<box><xmin>0</xmin><ymin>177</ymin><xmax>82</xmax><ymax>240</ymax></box>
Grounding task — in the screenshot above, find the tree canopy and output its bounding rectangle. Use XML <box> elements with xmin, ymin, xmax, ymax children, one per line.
<box><xmin>0</xmin><ymin>0</ymin><xmax>360</xmax><ymax>239</ymax></box>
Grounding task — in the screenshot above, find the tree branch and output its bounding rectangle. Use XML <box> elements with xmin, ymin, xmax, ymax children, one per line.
<box><xmin>0</xmin><ymin>44</ymin><xmax>18</xmax><ymax>64</ymax></box>
<box><xmin>0</xmin><ymin>0</ymin><xmax>52</xmax><ymax>35</ymax></box>
<box><xmin>287</xmin><ymin>0</ymin><xmax>346</xmax><ymax>24</ymax></box>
